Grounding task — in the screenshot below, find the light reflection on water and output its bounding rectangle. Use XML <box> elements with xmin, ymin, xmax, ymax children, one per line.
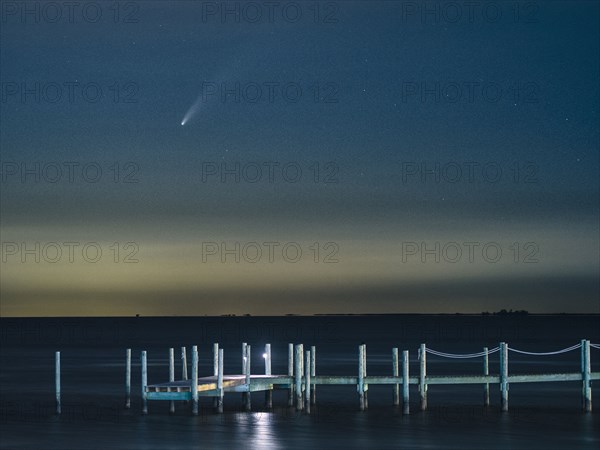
<box><xmin>238</xmin><ymin>412</ymin><xmax>282</xmax><ymax>450</ymax></box>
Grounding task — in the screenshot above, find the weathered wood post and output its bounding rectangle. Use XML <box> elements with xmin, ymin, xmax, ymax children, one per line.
<box><xmin>213</xmin><ymin>343</ymin><xmax>219</xmax><ymax>376</ymax></box>
<box><xmin>264</xmin><ymin>343</ymin><xmax>272</xmax><ymax>409</ymax></box>
<box><xmin>141</xmin><ymin>350</ymin><xmax>148</xmax><ymax>415</ymax></box>
<box><xmin>217</xmin><ymin>348</ymin><xmax>224</xmax><ymax>413</ymax></box>
<box><xmin>288</xmin><ymin>343</ymin><xmax>294</xmax><ymax>406</ymax></box>
<box><xmin>299</xmin><ymin>343</ymin><xmax>304</xmax><ymax>396</ymax></box>
<box><xmin>358</xmin><ymin>344</ymin><xmax>365</xmax><ymax>411</ymax></box>
<box><xmin>192</xmin><ymin>345</ymin><xmax>199</xmax><ymax>416</ymax></box>
<box><xmin>392</xmin><ymin>348</ymin><xmax>400</xmax><ymax>406</ymax></box>
<box><xmin>483</xmin><ymin>347</ymin><xmax>490</xmax><ymax>407</ymax></box>
<box><xmin>402</xmin><ymin>350</ymin><xmax>410</xmax><ymax>415</ymax></box>
<box><xmin>55</xmin><ymin>351</ymin><xmax>61</xmax><ymax>415</ymax></box>
<box><xmin>419</xmin><ymin>343</ymin><xmax>427</xmax><ymax>411</ymax></box>
<box><xmin>245</xmin><ymin>344</ymin><xmax>252</xmax><ymax>411</ymax></box>
<box><xmin>500</xmin><ymin>342</ymin><xmax>508</xmax><ymax>412</ymax></box>
<box><xmin>242</xmin><ymin>342</ymin><xmax>248</xmax><ymax>407</ymax></box>
<box><xmin>362</xmin><ymin>344</ymin><xmax>368</xmax><ymax>409</ymax></box>
<box><xmin>311</xmin><ymin>345</ymin><xmax>316</xmax><ymax>405</ymax></box>
<box><xmin>125</xmin><ymin>348</ymin><xmax>131</xmax><ymax>409</ymax></box>
<box><xmin>585</xmin><ymin>339</ymin><xmax>592</xmax><ymax>413</ymax></box>
<box><xmin>181</xmin><ymin>346</ymin><xmax>188</xmax><ymax>381</ymax></box>
<box><xmin>242</xmin><ymin>342</ymin><xmax>248</xmax><ymax>373</ymax></box>
<box><xmin>169</xmin><ymin>348</ymin><xmax>175</xmax><ymax>414</ymax></box>
<box><xmin>582</xmin><ymin>339</ymin><xmax>592</xmax><ymax>412</ymax></box>
<box><xmin>581</xmin><ymin>339</ymin><xmax>585</xmax><ymax>411</ymax></box>
<box><xmin>305</xmin><ymin>350</ymin><xmax>311</xmax><ymax>414</ymax></box>
<box><xmin>295</xmin><ymin>344</ymin><xmax>303</xmax><ymax>410</ymax></box>
<box><xmin>265</xmin><ymin>343</ymin><xmax>272</xmax><ymax>375</ymax></box>
<box><xmin>213</xmin><ymin>343</ymin><xmax>219</xmax><ymax>409</ymax></box>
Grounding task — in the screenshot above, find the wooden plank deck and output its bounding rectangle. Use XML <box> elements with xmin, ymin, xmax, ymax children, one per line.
<box><xmin>146</xmin><ymin>375</ymin><xmax>293</xmax><ymax>399</ymax></box>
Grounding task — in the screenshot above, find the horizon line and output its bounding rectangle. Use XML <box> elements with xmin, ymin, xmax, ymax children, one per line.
<box><xmin>2</xmin><ymin>312</ymin><xmax>599</xmax><ymax>319</ymax></box>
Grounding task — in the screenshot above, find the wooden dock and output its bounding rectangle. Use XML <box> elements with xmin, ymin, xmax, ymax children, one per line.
<box><xmin>54</xmin><ymin>340</ymin><xmax>598</xmax><ymax>416</ymax></box>
<box><xmin>146</xmin><ymin>375</ymin><xmax>291</xmax><ymax>398</ymax></box>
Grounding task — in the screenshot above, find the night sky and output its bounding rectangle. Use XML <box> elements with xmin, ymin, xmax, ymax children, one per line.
<box><xmin>1</xmin><ymin>1</ymin><xmax>598</xmax><ymax>316</ymax></box>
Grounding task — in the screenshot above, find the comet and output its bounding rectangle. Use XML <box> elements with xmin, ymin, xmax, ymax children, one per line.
<box><xmin>180</xmin><ymin>95</ymin><xmax>202</xmax><ymax>126</ymax></box>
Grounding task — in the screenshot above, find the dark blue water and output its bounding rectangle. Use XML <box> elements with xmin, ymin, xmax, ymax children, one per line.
<box><xmin>1</xmin><ymin>315</ymin><xmax>599</xmax><ymax>449</ymax></box>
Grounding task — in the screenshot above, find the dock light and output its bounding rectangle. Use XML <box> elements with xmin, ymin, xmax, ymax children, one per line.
<box><xmin>263</xmin><ymin>353</ymin><xmax>267</xmax><ymax>359</ymax></box>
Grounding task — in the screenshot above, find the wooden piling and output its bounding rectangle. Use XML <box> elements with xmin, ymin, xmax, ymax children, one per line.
<box><xmin>500</xmin><ymin>342</ymin><xmax>508</xmax><ymax>412</ymax></box>
<box><xmin>362</xmin><ymin>344</ymin><xmax>368</xmax><ymax>409</ymax></box>
<box><xmin>242</xmin><ymin>342</ymin><xmax>248</xmax><ymax>407</ymax></box>
<box><xmin>55</xmin><ymin>351</ymin><xmax>61</xmax><ymax>415</ymax></box>
<box><xmin>288</xmin><ymin>343</ymin><xmax>294</xmax><ymax>406</ymax></box>
<box><xmin>245</xmin><ymin>344</ymin><xmax>251</xmax><ymax>411</ymax></box>
<box><xmin>265</xmin><ymin>343</ymin><xmax>272</xmax><ymax>409</ymax></box>
<box><xmin>265</xmin><ymin>343</ymin><xmax>272</xmax><ymax>376</ymax></box>
<box><xmin>299</xmin><ymin>343</ymin><xmax>304</xmax><ymax>395</ymax></box>
<box><xmin>305</xmin><ymin>350</ymin><xmax>311</xmax><ymax>414</ymax></box>
<box><xmin>392</xmin><ymin>348</ymin><xmax>400</xmax><ymax>406</ymax></box>
<box><xmin>419</xmin><ymin>343</ymin><xmax>427</xmax><ymax>411</ymax></box>
<box><xmin>213</xmin><ymin>343</ymin><xmax>219</xmax><ymax>409</ymax></box>
<box><xmin>217</xmin><ymin>348</ymin><xmax>224</xmax><ymax>413</ymax></box>
<box><xmin>402</xmin><ymin>350</ymin><xmax>410</xmax><ymax>415</ymax></box>
<box><xmin>125</xmin><ymin>348</ymin><xmax>131</xmax><ymax>409</ymax></box>
<box><xmin>213</xmin><ymin>343</ymin><xmax>219</xmax><ymax>376</ymax></box>
<box><xmin>242</xmin><ymin>342</ymin><xmax>248</xmax><ymax>373</ymax></box>
<box><xmin>192</xmin><ymin>346</ymin><xmax>199</xmax><ymax>416</ymax></box>
<box><xmin>181</xmin><ymin>347</ymin><xmax>188</xmax><ymax>381</ymax></box>
<box><xmin>358</xmin><ymin>344</ymin><xmax>365</xmax><ymax>411</ymax></box>
<box><xmin>311</xmin><ymin>345</ymin><xmax>316</xmax><ymax>405</ymax></box>
<box><xmin>295</xmin><ymin>344</ymin><xmax>303</xmax><ymax>410</ymax></box>
<box><xmin>483</xmin><ymin>347</ymin><xmax>490</xmax><ymax>407</ymax></box>
<box><xmin>141</xmin><ymin>350</ymin><xmax>148</xmax><ymax>415</ymax></box>
<box><xmin>583</xmin><ymin>340</ymin><xmax>592</xmax><ymax>412</ymax></box>
<box><xmin>581</xmin><ymin>339</ymin><xmax>585</xmax><ymax>411</ymax></box>
<box><xmin>169</xmin><ymin>348</ymin><xmax>175</xmax><ymax>414</ymax></box>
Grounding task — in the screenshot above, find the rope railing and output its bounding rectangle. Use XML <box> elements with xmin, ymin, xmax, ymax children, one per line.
<box><xmin>507</xmin><ymin>343</ymin><xmax>582</xmax><ymax>356</ymax></box>
<box><xmin>425</xmin><ymin>342</ymin><xmax>593</xmax><ymax>358</ymax></box>
<box><xmin>424</xmin><ymin>347</ymin><xmax>500</xmax><ymax>359</ymax></box>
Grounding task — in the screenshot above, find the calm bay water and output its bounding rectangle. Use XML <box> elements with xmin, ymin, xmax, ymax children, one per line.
<box><xmin>1</xmin><ymin>315</ymin><xmax>599</xmax><ymax>449</ymax></box>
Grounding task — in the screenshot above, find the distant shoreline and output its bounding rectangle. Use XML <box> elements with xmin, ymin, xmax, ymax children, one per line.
<box><xmin>2</xmin><ymin>312</ymin><xmax>599</xmax><ymax>319</ymax></box>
